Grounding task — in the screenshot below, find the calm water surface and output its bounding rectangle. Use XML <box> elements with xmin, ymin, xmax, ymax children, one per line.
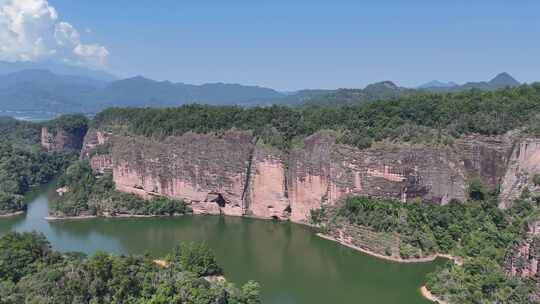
<box><xmin>0</xmin><ymin>183</ymin><xmax>444</xmax><ymax>304</ymax></box>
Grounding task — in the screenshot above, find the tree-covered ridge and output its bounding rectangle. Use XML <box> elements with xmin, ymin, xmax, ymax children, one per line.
<box><xmin>312</xmin><ymin>183</ymin><xmax>540</xmax><ymax>303</ymax></box>
<box><xmin>0</xmin><ymin>117</ymin><xmax>41</xmax><ymax>148</ymax></box>
<box><xmin>94</xmin><ymin>84</ymin><xmax>540</xmax><ymax>150</ymax></box>
<box><xmin>51</xmin><ymin>160</ymin><xmax>189</xmax><ymax>217</ymax></box>
<box><xmin>300</xmin><ymin>81</ymin><xmax>413</xmax><ymax>107</ymax></box>
<box><xmin>45</xmin><ymin>114</ymin><xmax>90</xmax><ymax>138</ymax></box>
<box><xmin>0</xmin><ymin>232</ymin><xmax>260</xmax><ymax>304</ymax></box>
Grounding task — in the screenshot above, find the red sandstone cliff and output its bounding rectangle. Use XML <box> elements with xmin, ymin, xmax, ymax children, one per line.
<box><xmin>78</xmin><ymin>128</ymin><xmax>540</xmax><ymax>224</ymax></box>
<box><xmin>505</xmin><ymin>220</ymin><xmax>540</xmax><ymax>301</ymax></box>
<box><xmin>41</xmin><ymin>126</ymin><xmax>86</xmax><ymax>152</ymax></box>
<box><xmin>500</xmin><ymin>139</ymin><xmax>540</xmax><ymax>208</ymax></box>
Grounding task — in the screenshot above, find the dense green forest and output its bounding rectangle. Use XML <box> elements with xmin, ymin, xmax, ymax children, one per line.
<box><xmin>0</xmin><ymin>117</ymin><xmax>77</xmax><ymax>215</ymax></box>
<box><xmin>0</xmin><ymin>117</ymin><xmax>41</xmax><ymax>148</ymax></box>
<box><xmin>311</xmin><ymin>183</ymin><xmax>540</xmax><ymax>303</ymax></box>
<box><xmin>51</xmin><ymin>160</ymin><xmax>189</xmax><ymax>217</ymax></box>
<box><xmin>44</xmin><ymin>114</ymin><xmax>89</xmax><ymax>139</ymax></box>
<box><xmin>94</xmin><ymin>83</ymin><xmax>540</xmax><ymax>150</ymax></box>
<box><xmin>0</xmin><ymin>232</ymin><xmax>260</xmax><ymax>303</ymax></box>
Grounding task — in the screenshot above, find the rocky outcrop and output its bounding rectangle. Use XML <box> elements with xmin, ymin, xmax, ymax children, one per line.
<box><xmin>500</xmin><ymin>139</ymin><xmax>540</xmax><ymax>208</ymax></box>
<box><xmin>244</xmin><ymin>144</ymin><xmax>291</xmax><ymax>220</ymax></box>
<box><xmin>505</xmin><ymin>220</ymin><xmax>540</xmax><ymax>301</ymax></box>
<box><xmin>81</xmin><ymin>128</ymin><xmax>540</xmax><ymax>224</ymax></box>
<box><xmin>41</xmin><ymin>126</ymin><xmax>85</xmax><ymax>152</ymax></box>
<box><xmin>287</xmin><ymin>132</ymin><xmax>513</xmax><ymax>223</ymax></box>
<box><xmin>80</xmin><ymin>129</ymin><xmax>113</xmax><ymax>173</ymax></box>
<box><xmin>109</xmin><ymin>131</ymin><xmax>254</xmax><ymax>217</ymax></box>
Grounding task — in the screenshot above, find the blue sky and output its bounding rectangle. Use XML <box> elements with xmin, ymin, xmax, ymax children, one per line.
<box><xmin>47</xmin><ymin>0</ymin><xmax>539</xmax><ymax>90</ymax></box>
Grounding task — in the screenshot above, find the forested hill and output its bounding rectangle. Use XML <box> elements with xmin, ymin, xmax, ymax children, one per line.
<box><xmin>94</xmin><ymin>83</ymin><xmax>540</xmax><ymax>150</ymax></box>
<box><xmin>296</xmin><ymin>81</ymin><xmax>414</xmax><ymax>107</ymax></box>
<box><xmin>420</xmin><ymin>72</ymin><xmax>521</xmax><ymax>93</ymax></box>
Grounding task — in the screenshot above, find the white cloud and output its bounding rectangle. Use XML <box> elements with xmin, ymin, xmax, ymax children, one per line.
<box><xmin>0</xmin><ymin>0</ymin><xmax>109</xmax><ymax>68</ymax></box>
<box><xmin>54</xmin><ymin>21</ymin><xmax>79</xmax><ymax>47</ymax></box>
<box><xmin>74</xmin><ymin>43</ymin><xmax>109</xmax><ymax>66</ymax></box>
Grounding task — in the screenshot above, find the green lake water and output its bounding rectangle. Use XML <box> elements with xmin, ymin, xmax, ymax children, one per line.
<box><xmin>0</xmin><ymin>183</ymin><xmax>444</xmax><ymax>304</ymax></box>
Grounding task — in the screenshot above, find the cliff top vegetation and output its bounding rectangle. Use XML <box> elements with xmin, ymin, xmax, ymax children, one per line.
<box><xmin>93</xmin><ymin>83</ymin><xmax>540</xmax><ymax>150</ymax></box>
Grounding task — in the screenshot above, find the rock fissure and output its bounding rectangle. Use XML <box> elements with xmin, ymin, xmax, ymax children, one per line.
<box><xmin>241</xmin><ymin>140</ymin><xmax>257</xmax><ymax>214</ymax></box>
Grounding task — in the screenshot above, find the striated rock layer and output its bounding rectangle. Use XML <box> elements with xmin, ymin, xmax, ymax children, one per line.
<box><xmin>72</xmin><ymin>128</ymin><xmax>540</xmax><ymax>224</ymax></box>
<box><xmin>500</xmin><ymin>139</ymin><xmax>540</xmax><ymax>208</ymax></box>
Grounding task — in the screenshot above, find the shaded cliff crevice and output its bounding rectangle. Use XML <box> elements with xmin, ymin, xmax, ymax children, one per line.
<box><xmin>241</xmin><ymin>139</ymin><xmax>257</xmax><ymax>214</ymax></box>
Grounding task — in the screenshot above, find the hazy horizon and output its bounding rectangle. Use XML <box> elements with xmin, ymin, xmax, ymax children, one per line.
<box><xmin>0</xmin><ymin>0</ymin><xmax>538</xmax><ymax>90</ymax></box>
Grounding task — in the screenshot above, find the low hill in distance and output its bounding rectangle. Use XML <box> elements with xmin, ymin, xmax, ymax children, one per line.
<box><xmin>0</xmin><ymin>61</ymin><xmax>118</xmax><ymax>82</ymax></box>
<box><xmin>420</xmin><ymin>72</ymin><xmax>520</xmax><ymax>92</ymax></box>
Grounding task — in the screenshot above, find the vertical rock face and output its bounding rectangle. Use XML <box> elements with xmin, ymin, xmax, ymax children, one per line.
<box><xmin>287</xmin><ymin>132</ymin><xmax>512</xmax><ymax>223</ymax></box>
<box><xmin>288</xmin><ymin>133</ymin><xmax>339</xmax><ymax>223</ymax></box>
<box><xmin>500</xmin><ymin>139</ymin><xmax>540</xmax><ymax>208</ymax></box>
<box><xmin>80</xmin><ymin>129</ymin><xmax>113</xmax><ymax>173</ymax></box>
<box><xmin>454</xmin><ymin>135</ymin><xmax>513</xmax><ymax>191</ymax></box>
<box><xmin>81</xmin><ymin>128</ymin><xmax>540</xmax><ymax>223</ymax></box>
<box><xmin>506</xmin><ymin>220</ymin><xmax>540</xmax><ymax>300</ymax></box>
<box><xmin>109</xmin><ymin>131</ymin><xmax>254</xmax><ymax>217</ymax></box>
<box><xmin>245</xmin><ymin>144</ymin><xmax>290</xmax><ymax>219</ymax></box>
<box><xmin>41</xmin><ymin>127</ymin><xmax>85</xmax><ymax>152</ymax></box>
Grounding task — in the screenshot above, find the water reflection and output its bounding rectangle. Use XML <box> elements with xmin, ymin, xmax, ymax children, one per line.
<box><xmin>0</xmin><ymin>182</ymin><xmax>441</xmax><ymax>304</ymax></box>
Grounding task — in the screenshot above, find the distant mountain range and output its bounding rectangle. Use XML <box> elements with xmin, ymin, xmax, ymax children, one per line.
<box><xmin>417</xmin><ymin>80</ymin><xmax>459</xmax><ymax>89</ymax></box>
<box><xmin>300</xmin><ymin>81</ymin><xmax>414</xmax><ymax>107</ymax></box>
<box><xmin>0</xmin><ymin>61</ymin><xmax>526</xmax><ymax>114</ymax></box>
<box><xmin>90</xmin><ymin>75</ymin><xmax>287</xmax><ymax>108</ymax></box>
<box><xmin>0</xmin><ymin>61</ymin><xmax>117</xmax><ymax>82</ymax></box>
<box><xmin>419</xmin><ymin>73</ymin><xmax>520</xmax><ymax>92</ymax></box>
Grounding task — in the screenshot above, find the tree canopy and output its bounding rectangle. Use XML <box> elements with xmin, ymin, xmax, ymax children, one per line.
<box><xmin>94</xmin><ymin>83</ymin><xmax>540</xmax><ymax>150</ymax></box>
<box><xmin>0</xmin><ymin>232</ymin><xmax>261</xmax><ymax>304</ymax></box>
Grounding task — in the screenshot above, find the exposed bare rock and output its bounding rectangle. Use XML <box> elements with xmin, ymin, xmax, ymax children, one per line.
<box><xmin>245</xmin><ymin>143</ymin><xmax>291</xmax><ymax>220</ymax></box>
<box><xmin>500</xmin><ymin>139</ymin><xmax>540</xmax><ymax>208</ymax></box>
<box><xmin>41</xmin><ymin>126</ymin><xmax>85</xmax><ymax>152</ymax></box>
<box><xmin>505</xmin><ymin>220</ymin><xmax>540</xmax><ymax>301</ymax></box>
<box><xmin>56</xmin><ymin>187</ymin><xmax>69</xmax><ymax>196</ymax></box>
<box><xmin>506</xmin><ymin>221</ymin><xmax>540</xmax><ymax>278</ymax></box>
<box><xmin>109</xmin><ymin>131</ymin><xmax>254</xmax><ymax>216</ymax></box>
<box><xmin>80</xmin><ymin>129</ymin><xmax>114</xmax><ymax>173</ymax></box>
<box><xmin>80</xmin><ymin>128</ymin><xmax>540</xmax><ymax>223</ymax></box>
<box><xmin>287</xmin><ymin>132</ymin><xmax>513</xmax><ymax>223</ymax></box>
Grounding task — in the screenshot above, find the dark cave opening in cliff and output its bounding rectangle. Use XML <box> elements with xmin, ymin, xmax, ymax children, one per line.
<box><xmin>284</xmin><ymin>205</ymin><xmax>292</xmax><ymax>213</ymax></box>
<box><xmin>208</xmin><ymin>193</ymin><xmax>226</xmax><ymax>207</ymax></box>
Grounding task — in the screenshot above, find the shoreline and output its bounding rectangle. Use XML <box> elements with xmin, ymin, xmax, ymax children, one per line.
<box><xmin>420</xmin><ymin>286</ymin><xmax>448</xmax><ymax>304</ymax></box>
<box><xmin>0</xmin><ymin>211</ymin><xmax>25</xmax><ymax>218</ymax></box>
<box><xmin>317</xmin><ymin>233</ymin><xmax>462</xmax><ymax>265</ymax></box>
<box><xmin>45</xmin><ymin>215</ymin><xmax>97</xmax><ymax>221</ymax></box>
<box><xmin>317</xmin><ymin>233</ymin><xmax>438</xmax><ymax>263</ymax></box>
<box><xmin>317</xmin><ymin>233</ymin><xmax>459</xmax><ymax>303</ymax></box>
<box><xmin>39</xmin><ymin>210</ymin><xmax>455</xmax><ymax>303</ymax></box>
<box><xmin>45</xmin><ymin>213</ymin><xmax>462</xmax><ymax>265</ymax></box>
<box><xmin>45</xmin><ymin>213</ymin><xmax>186</xmax><ymax>221</ymax></box>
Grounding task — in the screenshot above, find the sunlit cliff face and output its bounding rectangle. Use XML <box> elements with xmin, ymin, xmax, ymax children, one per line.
<box><xmin>63</xmin><ymin>126</ymin><xmax>540</xmax><ymax>224</ymax></box>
